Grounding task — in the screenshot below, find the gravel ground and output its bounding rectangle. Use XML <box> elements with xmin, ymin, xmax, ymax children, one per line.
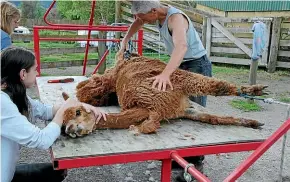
<box><xmin>23</xmin><ymin>66</ymin><xmax>290</xmax><ymax>182</ymax></box>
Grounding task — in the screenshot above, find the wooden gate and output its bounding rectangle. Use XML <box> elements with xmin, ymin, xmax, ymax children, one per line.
<box><xmin>206</xmin><ymin>17</ymin><xmax>272</xmax><ymax>67</ymax></box>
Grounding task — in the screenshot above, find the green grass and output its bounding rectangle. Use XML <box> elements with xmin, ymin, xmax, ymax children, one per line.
<box><xmin>41</xmin><ymin>53</ymin><xmax>99</xmax><ymax>62</ymax></box>
<box><xmin>13</xmin><ymin>42</ymin><xmax>78</xmax><ymax>49</ymax></box>
<box><xmin>230</xmin><ymin>99</ymin><xmax>262</xmax><ymax>112</ymax></box>
<box><xmin>279</xmin><ymin>97</ymin><xmax>290</xmax><ymax>103</ymax></box>
<box><xmin>212</xmin><ymin>65</ymin><xmax>248</xmax><ymax>75</ymax></box>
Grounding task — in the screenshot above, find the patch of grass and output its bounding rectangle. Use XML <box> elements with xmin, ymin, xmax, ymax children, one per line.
<box><xmin>212</xmin><ymin>65</ymin><xmax>248</xmax><ymax>75</ymax></box>
<box><xmin>41</xmin><ymin>53</ymin><xmax>99</xmax><ymax>62</ymax></box>
<box><xmin>13</xmin><ymin>42</ymin><xmax>78</xmax><ymax>49</ymax></box>
<box><xmin>40</xmin><ymin>73</ymin><xmax>51</xmax><ymax>76</ymax></box>
<box><xmin>230</xmin><ymin>99</ymin><xmax>262</xmax><ymax>112</ymax></box>
<box><xmin>279</xmin><ymin>97</ymin><xmax>290</xmax><ymax>103</ymax></box>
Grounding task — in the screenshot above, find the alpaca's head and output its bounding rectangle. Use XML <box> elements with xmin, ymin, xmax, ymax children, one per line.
<box><xmin>62</xmin><ymin>105</ymin><xmax>96</xmax><ymax>138</ymax></box>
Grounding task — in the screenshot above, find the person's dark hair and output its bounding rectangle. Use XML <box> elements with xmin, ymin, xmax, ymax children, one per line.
<box><xmin>1</xmin><ymin>47</ymin><xmax>35</xmax><ymax>118</ymax></box>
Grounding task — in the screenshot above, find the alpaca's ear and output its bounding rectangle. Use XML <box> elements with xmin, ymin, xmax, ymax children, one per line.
<box><xmin>62</xmin><ymin>92</ymin><xmax>69</xmax><ymax>101</ymax></box>
<box><xmin>63</xmin><ymin>107</ymin><xmax>76</xmax><ymax>125</ymax></box>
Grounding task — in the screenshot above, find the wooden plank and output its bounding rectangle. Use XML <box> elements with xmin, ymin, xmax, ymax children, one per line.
<box><xmin>210</xmin><ymin>56</ymin><xmax>251</xmax><ymax>65</ymax></box>
<box><xmin>202</xmin><ymin>17</ymin><xmax>207</xmax><ymax>47</ymax></box>
<box><xmin>276</xmin><ymin>61</ymin><xmax>290</xmax><ymax>68</ymax></box>
<box><xmin>121</xmin><ymin>5</ymin><xmax>131</xmax><ymax>14</ymax></box>
<box><xmin>268</xmin><ymin>17</ymin><xmax>282</xmax><ymax>73</ymax></box>
<box><xmin>211</xmin><ymin>47</ymin><xmax>248</xmax><ymax>55</ymax></box>
<box><xmin>212</xmin><ymin>27</ymin><xmax>253</xmax><ymax>34</ymax></box>
<box><xmin>280</xmin><ymin>40</ymin><xmax>290</xmax><ymax>46</ymax></box>
<box><xmin>162</xmin><ymin>1</ymin><xmax>217</xmax><ymax>18</ymax></box>
<box><xmin>211</xmin><ymin>18</ymin><xmax>252</xmax><ymax>57</ymax></box>
<box><xmin>212</xmin><ymin>37</ymin><xmax>252</xmax><ymax>44</ymax></box>
<box><xmin>36</xmin><ymin>76</ymin><xmax>89</xmax><ymax>105</ymax></box>
<box><xmin>213</xmin><ymin>17</ymin><xmax>272</xmax><ymax>23</ymax></box>
<box><xmin>278</xmin><ymin>51</ymin><xmax>290</xmax><ymax>57</ymax></box>
<box><xmin>206</xmin><ymin>18</ymin><xmax>212</xmax><ymax>56</ymax></box>
<box><xmin>261</xmin><ymin>21</ymin><xmax>271</xmax><ymax>65</ymax></box>
<box><xmin>39</xmin><ymin>47</ymin><xmax>97</xmax><ymax>56</ymax></box>
<box><xmin>212</xmin><ymin>32</ymin><xmax>226</xmax><ymax>38</ymax></box>
<box><xmin>212</xmin><ymin>32</ymin><xmax>253</xmax><ymax>39</ymax></box>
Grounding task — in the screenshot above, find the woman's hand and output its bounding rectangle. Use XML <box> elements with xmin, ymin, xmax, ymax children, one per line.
<box><xmin>82</xmin><ymin>103</ymin><xmax>107</xmax><ymax>124</ymax></box>
<box><xmin>53</xmin><ymin>98</ymin><xmax>81</xmax><ymax>127</ymax></box>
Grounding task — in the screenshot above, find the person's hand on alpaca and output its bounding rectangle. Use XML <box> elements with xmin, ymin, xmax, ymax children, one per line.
<box><xmin>147</xmin><ymin>72</ymin><xmax>173</xmax><ymax>92</ymax></box>
<box><xmin>81</xmin><ymin>103</ymin><xmax>107</xmax><ymax>124</ymax></box>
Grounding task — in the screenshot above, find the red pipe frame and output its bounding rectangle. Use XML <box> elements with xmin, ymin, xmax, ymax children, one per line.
<box><xmin>51</xmin><ymin>141</ymin><xmax>263</xmax><ymax>182</ymax></box>
<box><xmin>34</xmin><ymin>1</ymin><xmax>143</xmax><ymax>76</ymax></box>
<box><xmin>51</xmin><ymin>117</ymin><xmax>290</xmax><ymax>181</ymax></box>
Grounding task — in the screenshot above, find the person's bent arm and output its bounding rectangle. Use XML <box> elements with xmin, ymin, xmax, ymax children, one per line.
<box><xmin>121</xmin><ymin>17</ymin><xmax>144</xmax><ymax>51</ymax></box>
<box><xmin>162</xmin><ymin>14</ymin><xmax>188</xmax><ymax>77</ymax></box>
<box><xmin>149</xmin><ymin>14</ymin><xmax>188</xmax><ymax>91</ymax></box>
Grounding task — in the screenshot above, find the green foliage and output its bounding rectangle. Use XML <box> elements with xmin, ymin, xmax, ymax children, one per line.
<box><xmin>279</xmin><ymin>97</ymin><xmax>290</xmax><ymax>103</ymax></box>
<box><xmin>20</xmin><ymin>1</ymin><xmax>45</xmax><ymax>19</ymax></box>
<box><xmin>57</xmin><ymin>1</ymin><xmax>115</xmax><ymax>24</ymax></box>
<box><xmin>230</xmin><ymin>99</ymin><xmax>262</xmax><ymax>112</ymax></box>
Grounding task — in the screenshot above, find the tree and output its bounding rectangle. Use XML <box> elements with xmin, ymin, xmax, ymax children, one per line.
<box><xmin>20</xmin><ymin>1</ymin><xmax>45</xmax><ymax>19</ymax></box>
<box><xmin>56</xmin><ymin>1</ymin><xmax>115</xmax><ymax>24</ymax></box>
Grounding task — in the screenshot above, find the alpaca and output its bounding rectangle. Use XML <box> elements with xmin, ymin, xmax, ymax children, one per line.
<box><xmin>62</xmin><ymin>52</ymin><xmax>267</xmax><ymax>137</ymax></box>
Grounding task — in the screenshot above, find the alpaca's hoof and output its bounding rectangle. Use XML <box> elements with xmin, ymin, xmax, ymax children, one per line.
<box><xmin>241</xmin><ymin>84</ymin><xmax>269</xmax><ymax>96</ymax></box>
<box><xmin>129</xmin><ymin>125</ymin><xmax>140</xmax><ymax>136</ymax></box>
<box><xmin>241</xmin><ymin>119</ymin><xmax>264</xmax><ymax>129</ymax></box>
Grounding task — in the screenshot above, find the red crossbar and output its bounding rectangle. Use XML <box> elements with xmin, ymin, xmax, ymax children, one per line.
<box><xmin>171</xmin><ymin>152</ymin><xmax>210</xmax><ymax>182</ymax></box>
<box><xmin>225</xmin><ymin>117</ymin><xmax>290</xmax><ymax>182</ymax></box>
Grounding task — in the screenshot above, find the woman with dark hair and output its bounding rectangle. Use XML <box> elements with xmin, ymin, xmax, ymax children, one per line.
<box><xmin>1</xmin><ymin>47</ymin><xmax>107</xmax><ymax>182</ymax></box>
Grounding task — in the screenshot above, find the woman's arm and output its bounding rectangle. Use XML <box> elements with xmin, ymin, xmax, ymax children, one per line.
<box><xmin>1</xmin><ymin>94</ymin><xmax>60</xmax><ymax>150</ymax></box>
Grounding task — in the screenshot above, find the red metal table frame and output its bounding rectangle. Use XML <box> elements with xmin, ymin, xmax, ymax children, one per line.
<box><xmin>50</xmin><ymin>118</ymin><xmax>290</xmax><ymax>182</ymax></box>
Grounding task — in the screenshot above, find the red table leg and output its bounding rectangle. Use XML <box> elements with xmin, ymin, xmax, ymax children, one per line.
<box><xmin>161</xmin><ymin>159</ymin><xmax>172</xmax><ymax>182</ymax></box>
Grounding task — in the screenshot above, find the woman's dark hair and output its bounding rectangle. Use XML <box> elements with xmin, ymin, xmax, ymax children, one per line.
<box><xmin>1</xmin><ymin>47</ymin><xmax>35</xmax><ymax>117</ymax></box>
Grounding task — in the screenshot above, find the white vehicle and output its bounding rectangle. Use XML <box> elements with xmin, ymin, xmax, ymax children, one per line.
<box><xmin>13</xmin><ymin>26</ymin><xmax>31</xmax><ymax>43</ymax></box>
<box><xmin>13</xmin><ymin>26</ymin><xmax>30</xmax><ymax>34</ymax></box>
<box><xmin>77</xmin><ymin>30</ymin><xmax>99</xmax><ymax>47</ymax></box>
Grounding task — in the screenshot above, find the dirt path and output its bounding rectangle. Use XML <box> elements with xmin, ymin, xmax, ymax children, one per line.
<box><xmin>22</xmin><ymin>66</ymin><xmax>290</xmax><ymax>182</ymax></box>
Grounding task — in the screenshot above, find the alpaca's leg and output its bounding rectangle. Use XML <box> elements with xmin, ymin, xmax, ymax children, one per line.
<box><xmin>129</xmin><ymin>112</ymin><xmax>161</xmax><ymax>135</ymax></box>
<box><xmin>182</xmin><ymin>108</ymin><xmax>264</xmax><ymax>129</ymax></box>
<box><xmin>181</xmin><ymin>73</ymin><xmax>267</xmax><ymax>97</ymax></box>
<box><xmin>95</xmin><ymin>108</ymin><xmax>150</xmax><ymax>129</ymax></box>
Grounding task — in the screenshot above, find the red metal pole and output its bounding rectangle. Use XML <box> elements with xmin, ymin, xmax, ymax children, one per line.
<box><xmin>43</xmin><ymin>0</ymin><xmax>56</xmax><ymax>26</ymax></box>
<box><xmin>171</xmin><ymin>152</ymin><xmax>211</xmax><ymax>182</ymax></box>
<box><xmin>225</xmin><ymin>118</ymin><xmax>290</xmax><ymax>182</ymax></box>
<box><xmin>92</xmin><ymin>49</ymin><xmax>109</xmax><ymax>75</ymax></box>
<box><xmin>33</xmin><ymin>28</ymin><xmax>41</xmax><ymax>76</ymax></box>
<box><xmin>82</xmin><ymin>0</ymin><xmax>96</xmax><ymax>76</ymax></box>
<box><xmin>137</xmin><ymin>29</ymin><xmax>143</xmax><ymax>56</ymax></box>
<box><xmin>38</xmin><ymin>38</ymin><xmax>138</xmax><ymax>42</ymax></box>
<box><xmin>33</xmin><ymin>26</ymin><xmax>129</xmax><ymax>31</ymax></box>
<box><xmin>161</xmin><ymin>159</ymin><xmax>172</xmax><ymax>182</ymax></box>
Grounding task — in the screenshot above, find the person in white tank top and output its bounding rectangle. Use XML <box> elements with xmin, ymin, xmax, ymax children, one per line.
<box><xmin>121</xmin><ymin>1</ymin><xmax>212</xmax><ymax>182</ymax></box>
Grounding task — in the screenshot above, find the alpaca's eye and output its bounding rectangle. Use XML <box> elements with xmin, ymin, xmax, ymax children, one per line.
<box><xmin>76</xmin><ymin>110</ymin><xmax>81</xmax><ymax>116</ymax></box>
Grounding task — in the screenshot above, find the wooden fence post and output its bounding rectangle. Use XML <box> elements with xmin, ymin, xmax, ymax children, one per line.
<box><xmin>202</xmin><ymin>17</ymin><xmax>207</xmax><ymax>48</ymax></box>
<box><xmin>98</xmin><ymin>21</ymin><xmax>107</xmax><ymax>74</ymax></box>
<box><xmin>206</xmin><ymin>17</ymin><xmax>212</xmax><ymax>57</ymax></box>
<box><xmin>115</xmin><ymin>1</ymin><xmax>122</xmax><ymax>40</ymax></box>
<box><xmin>268</xmin><ymin>17</ymin><xmax>282</xmax><ymax>73</ymax></box>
